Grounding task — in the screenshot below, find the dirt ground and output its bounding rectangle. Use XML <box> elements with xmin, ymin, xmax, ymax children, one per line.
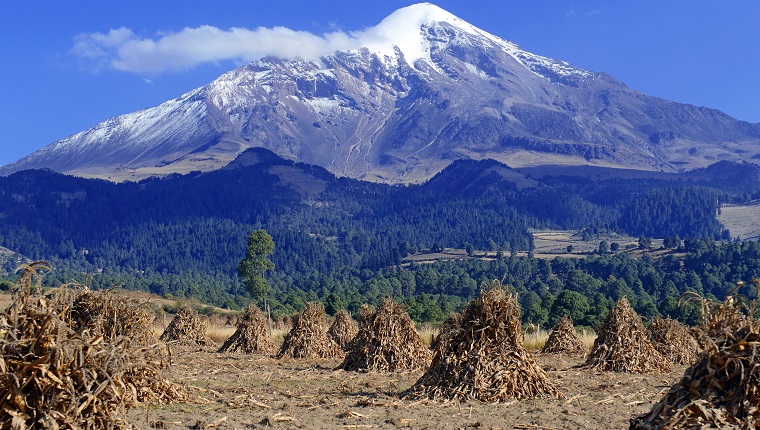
<box><xmin>128</xmin><ymin>346</ymin><xmax>685</xmax><ymax>430</ymax></box>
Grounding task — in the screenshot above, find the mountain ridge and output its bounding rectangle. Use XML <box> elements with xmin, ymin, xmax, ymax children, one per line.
<box><xmin>2</xmin><ymin>3</ymin><xmax>759</xmax><ymax>183</ymax></box>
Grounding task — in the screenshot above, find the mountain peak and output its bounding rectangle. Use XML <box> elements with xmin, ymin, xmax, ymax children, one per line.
<box><xmin>361</xmin><ymin>3</ymin><xmax>500</xmax><ymax>66</ymax></box>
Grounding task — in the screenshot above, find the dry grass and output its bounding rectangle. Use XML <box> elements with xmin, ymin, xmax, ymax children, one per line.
<box><xmin>207</xmin><ymin>324</ymin><xmax>236</xmax><ymax>343</ymax></box>
<box><xmin>523</xmin><ymin>327</ymin><xmax>550</xmax><ymax>351</ymax></box>
<box><xmin>416</xmin><ymin>322</ymin><xmax>439</xmax><ymax>347</ymax></box>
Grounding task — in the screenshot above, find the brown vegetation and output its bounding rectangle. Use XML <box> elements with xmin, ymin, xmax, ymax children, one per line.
<box><xmin>0</xmin><ymin>262</ymin><xmax>184</xmax><ymax>430</ymax></box>
<box><xmin>632</xmin><ymin>283</ymin><xmax>760</xmax><ymax>428</ymax></box>
<box><xmin>340</xmin><ymin>297</ymin><xmax>431</xmax><ymax>372</ymax></box>
<box><xmin>541</xmin><ymin>315</ymin><xmax>588</xmax><ymax>355</ymax></box>
<box><xmin>327</xmin><ymin>309</ymin><xmax>358</xmax><ymax>349</ymax></box>
<box><xmin>646</xmin><ymin>317</ymin><xmax>700</xmax><ymax>365</ymax></box>
<box><xmin>584</xmin><ymin>298</ymin><xmax>671</xmax><ymax>373</ymax></box>
<box><xmin>405</xmin><ymin>287</ymin><xmax>561</xmax><ymax>402</ymax></box>
<box><xmin>159</xmin><ymin>305</ymin><xmax>213</xmax><ymax>346</ymax></box>
<box><xmin>277</xmin><ymin>302</ymin><xmax>341</xmax><ymax>359</ymax></box>
<box><xmin>429</xmin><ymin>312</ymin><xmax>461</xmax><ymax>351</ymax></box>
<box><xmin>218</xmin><ymin>304</ymin><xmax>273</xmax><ymax>354</ymax></box>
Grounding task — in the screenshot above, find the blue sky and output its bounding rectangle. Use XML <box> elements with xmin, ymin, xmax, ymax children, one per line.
<box><xmin>1</xmin><ymin>0</ymin><xmax>758</xmax><ymax>166</ymax></box>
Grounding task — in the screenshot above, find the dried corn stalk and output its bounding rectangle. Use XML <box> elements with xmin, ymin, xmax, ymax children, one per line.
<box><xmin>584</xmin><ymin>298</ymin><xmax>670</xmax><ymax>373</ymax></box>
<box><xmin>404</xmin><ymin>288</ymin><xmax>561</xmax><ymax>402</ymax></box>
<box><xmin>159</xmin><ymin>305</ymin><xmax>212</xmax><ymax>346</ymax></box>
<box><xmin>632</xmin><ymin>282</ymin><xmax>760</xmax><ymax>428</ymax></box>
<box><xmin>277</xmin><ymin>302</ymin><xmax>341</xmax><ymax>359</ymax></box>
<box><xmin>429</xmin><ymin>312</ymin><xmax>461</xmax><ymax>352</ymax></box>
<box><xmin>646</xmin><ymin>317</ymin><xmax>700</xmax><ymax>365</ymax></box>
<box><xmin>58</xmin><ymin>287</ymin><xmax>155</xmax><ymax>346</ymax></box>
<box><xmin>327</xmin><ymin>309</ymin><xmax>358</xmax><ymax>350</ymax></box>
<box><xmin>340</xmin><ymin>298</ymin><xmax>431</xmax><ymax>372</ymax></box>
<box><xmin>218</xmin><ymin>304</ymin><xmax>273</xmax><ymax>354</ymax></box>
<box><xmin>1</xmin><ymin>288</ymin><xmax>184</xmax><ymax>429</ymax></box>
<box><xmin>541</xmin><ymin>315</ymin><xmax>587</xmax><ymax>355</ymax></box>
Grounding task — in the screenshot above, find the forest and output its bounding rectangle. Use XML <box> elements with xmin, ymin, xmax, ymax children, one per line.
<box><xmin>1</xmin><ymin>149</ymin><xmax>759</xmax><ymax>325</ymax></box>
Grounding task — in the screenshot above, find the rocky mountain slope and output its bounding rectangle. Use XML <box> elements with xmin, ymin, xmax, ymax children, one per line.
<box><xmin>2</xmin><ymin>3</ymin><xmax>759</xmax><ymax>183</ymax></box>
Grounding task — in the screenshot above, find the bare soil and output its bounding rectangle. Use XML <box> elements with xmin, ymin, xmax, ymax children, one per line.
<box><xmin>129</xmin><ymin>346</ymin><xmax>685</xmax><ymax>430</ymax></box>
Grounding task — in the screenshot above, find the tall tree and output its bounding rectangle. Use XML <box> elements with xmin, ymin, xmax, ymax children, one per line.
<box><xmin>238</xmin><ymin>230</ymin><xmax>275</xmax><ymax>313</ymax></box>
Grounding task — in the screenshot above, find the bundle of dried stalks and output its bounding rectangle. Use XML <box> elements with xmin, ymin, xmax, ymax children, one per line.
<box><xmin>541</xmin><ymin>315</ymin><xmax>587</xmax><ymax>355</ymax></box>
<box><xmin>339</xmin><ymin>297</ymin><xmax>431</xmax><ymax>372</ymax></box>
<box><xmin>584</xmin><ymin>298</ymin><xmax>670</xmax><ymax>373</ymax></box>
<box><xmin>646</xmin><ymin>317</ymin><xmax>700</xmax><ymax>365</ymax></box>
<box><xmin>224</xmin><ymin>314</ymin><xmax>239</xmax><ymax>327</ymax></box>
<box><xmin>327</xmin><ymin>309</ymin><xmax>358</xmax><ymax>349</ymax></box>
<box><xmin>429</xmin><ymin>312</ymin><xmax>461</xmax><ymax>351</ymax></box>
<box><xmin>632</xmin><ymin>284</ymin><xmax>760</xmax><ymax>428</ymax></box>
<box><xmin>57</xmin><ymin>287</ymin><xmax>155</xmax><ymax>346</ymax></box>
<box><xmin>1</xmin><ymin>290</ymin><xmax>184</xmax><ymax>429</ymax></box>
<box><xmin>404</xmin><ymin>288</ymin><xmax>561</xmax><ymax>402</ymax></box>
<box><xmin>218</xmin><ymin>304</ymin><xmax>273</xmax><ymax>354</ymax></box>
<box><xmin>277</xmin><ymin>302</ymin><xmax>341</xmax><ymax>359</ymax></box>
<box><xmin>273</xmin><ymin>314</ymin><xmax>293</xmax><ymax>331</ymax></box>
<box><xmin>159</xmin><ymin>305</ymin><xmax>212</xmax><ymax>346</ymax></box>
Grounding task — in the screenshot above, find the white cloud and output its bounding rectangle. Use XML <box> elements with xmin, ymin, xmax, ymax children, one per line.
<box><xmin>69</xmin><ymin>3</ymin><xmax>464</xmax><ymax>75</ymax></box>
<box><xmin>71</xmin><ymin>24</ymin><xmax>368</xmax><ymax>75</ymax></box>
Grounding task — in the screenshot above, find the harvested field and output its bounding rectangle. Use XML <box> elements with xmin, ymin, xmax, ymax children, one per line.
<box><xmin>0</xmin><ymin>289</ymin><xmax>692</xmax><ymax>429</ymax></box>
<box><xmin>645</xmin><ymin>317</ymin><xmax>700</xmax><ymax>365</ymax></box>
<box><xmin>160</xmin><ymin>305</ymin><xmax>213</xmax><ymax>346</ymax></box>
<box><xmin>633</xmin><ymin>284</ymin><xmax>760</xmax><ymax>428</ymax></box>
<box><xmin>218</xmin><ymin>304</ymin><xmax>273</xmax><ymax>354</ymax></box>
<box><xmin>127</xmin><ymin>347</ymin><xmax>687</xmax><ymax>429</ymax></box>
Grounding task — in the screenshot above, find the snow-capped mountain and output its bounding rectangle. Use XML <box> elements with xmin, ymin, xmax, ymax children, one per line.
<box><xmin>3</xmin><ymin>3</ymin><xmax>759</xmax><ymax>183</ymax></box>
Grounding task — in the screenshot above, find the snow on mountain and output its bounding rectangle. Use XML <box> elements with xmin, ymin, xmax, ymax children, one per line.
<box><xmin>2</xmin><ymin>3</ymin><xmax>759</xmax><ymax>183</ymax></box>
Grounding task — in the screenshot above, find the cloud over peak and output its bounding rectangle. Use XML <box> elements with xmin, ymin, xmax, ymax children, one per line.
<box><xmin>72</xmin><ymin>25</ymin><xmax>358</xmax><ymax>74</ymax></box>
<box><xmin>69</xmin><ymin>3</ymin><xmax>479</xmax><ymax>75</ymax></box>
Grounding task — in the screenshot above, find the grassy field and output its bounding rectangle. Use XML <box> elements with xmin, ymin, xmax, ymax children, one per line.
<box><xmin>719</xmin><ymin>201</ymin><xmax>760</xmax><ymax>241</ymax></box>
<box><xmin>403</xmin><ymin>229</ymin><xmax>648</xmax><ymax>264</ymax></box>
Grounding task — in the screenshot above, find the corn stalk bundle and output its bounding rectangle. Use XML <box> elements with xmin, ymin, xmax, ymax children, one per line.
<box><xmin>159</xmin><ymin>305</ymin><xmax>212</xmax><ymax>346</ymax></box>
<box><xmin>0</xmin><ymin>296</ymin><xmax>184</xmax><ymax>430</ymax></box>
<box><xmin>340</xmin><ymin>297</ymin><xmax>431</xmax><ymax>372</ymax></box>
<box><xmin>224</xmin><ymin>314</ymin><xmax>239</xmax><ymax>327</ymax></box>
<box><xmin>631</xmin><ymin>284</ymin><xmax>760</xmax><ymax>429</ymax></box>
<box><xmin>327</xmin><ymin>309</ymin><xmax>358</xmax><ymax>350</ymax></box>
<box><xmin>57</xmin><ymin>288</ymin><xmax>155</xmax><ymax>346</ymax></box>
<box><xmin>404</xmin><ymin>288</ymin><xmax>561</xmax><ymax>402</ymax></box>
<box><xmin>277</xmin><ymin>302</ymin><xmax>341</xmax><ymax>359</ymax></box>
<box><xmin>646</xmin><ymin>317</ymin><xmax>700</xmax><ymax>365</ymax></box>
<box><xmin>541</xmin><ymin>315</ymin><xmax>587</xmax><ymax>355</ymax></box>
<box><xmin>429</xmin><ymin>312</ymin><xmax>461</xmax><ymax>351</ymax></box>
<box><xmin>218</xmin><ymin>304</ymin><xmax>273</xmax><ymax>354</ymax></box>
<box><xmin>273</xmin><ymin>314</ymin><xmax>293</xmax><ymax>331</ymax></box>
<box><xmin>584</xmin><ymin>298</ymin><xmax>670</xmax><ymax>373</ymax></box>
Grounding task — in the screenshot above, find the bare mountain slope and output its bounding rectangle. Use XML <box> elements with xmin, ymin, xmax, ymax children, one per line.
<box><xmin>3</xmin><ymin>3</ymin><xmax>759</xmax><ymax>183</ymax></box>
